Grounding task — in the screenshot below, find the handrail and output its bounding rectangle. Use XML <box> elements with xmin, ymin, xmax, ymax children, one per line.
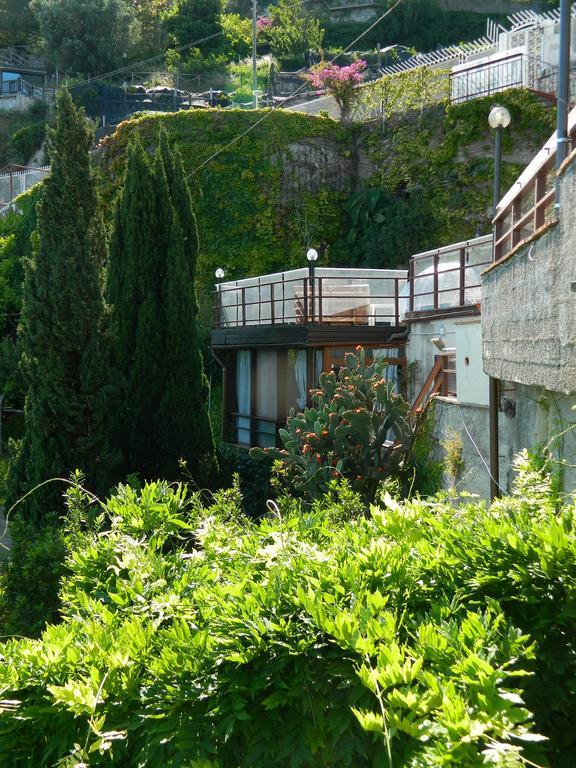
<box><xmin>493</xmin><ymin>109</ymin><xmax>576</xmax><ymax>263</ymax></box>
<box><xmin>411</xmin><ymin>354</ymin><xmax>455</xmax><ymax>416</ymax></box>
<box><xmin>411</xmin><ymin>357</ymin><xmax>444</xmax><ymax>415</ymax></box>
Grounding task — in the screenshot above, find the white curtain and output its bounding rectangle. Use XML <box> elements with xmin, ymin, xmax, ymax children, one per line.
<box><xmin>236</xmin><ymin>350</ymin><xmax>251</xmax><ymax>444</ymax></box>
<box><xmin>295</xmin><ymin>351</ymin><xmax>308</xmax><ymax>409</ymax></box>
<box><xmin>374</xmin><ymin>348</ymin><xmax>399</xmax><ymax>393</ymax></box>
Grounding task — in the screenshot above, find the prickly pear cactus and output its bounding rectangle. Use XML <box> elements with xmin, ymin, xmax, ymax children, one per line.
<box><xmin>251</xmin><ymin>347</ymin><xmax>420</xmax><ymax>502</ymax></box>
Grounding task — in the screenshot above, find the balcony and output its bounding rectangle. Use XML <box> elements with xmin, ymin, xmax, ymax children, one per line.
<box><xmin>214</xmin><ymin>267</ymin><xmax>408</xmax><ymax>329</ymax></box>
<box><xmin>451</xmin><ymin>52</ymin><xmax>528</xmax><ymax>104</ymax></box>
<box><xmin>493</xmin><ymin>106</ymin><xmax>576</xmax><ymax>264</ymax></box>
<box><xmin>406</xmin><ymin>235</ymin><xmax>493</xmax><ymax>318</ymax></box>
<box><xmin>213</xmin><ymin>237</ymin><xmax>492</xmax><ymax>341</ymax></box>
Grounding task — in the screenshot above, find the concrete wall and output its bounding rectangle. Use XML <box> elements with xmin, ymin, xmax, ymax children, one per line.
<box><xmin>432</xmin><ymin>384</ymin><xmax>576</xmax><ymax>499</ymax></box>
<box><xmin>432</xmin><ymin>398</ymin><xmax>511</xmax><ymax>499</ymax></box>
<box><xmin>0</xmin><ymin>93</ymin><xmax>32</xmax><ymax>112</ymax></box>
<box><xmin>482</xmin><ymin>153</ymin><xmax>576</xmax><ymax>496</ymax></box>
<box><xmin>482</xmin><ymin>158</ymin><xmax>576</xmax><ymax>393</ymax></box>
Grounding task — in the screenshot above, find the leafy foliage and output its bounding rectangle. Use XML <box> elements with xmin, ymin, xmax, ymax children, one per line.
<box><xmin>6</xmin><ymin>89</ymin><xmax>115</xmax><ymax>519</ymax></box>
<box><xmin>252</xmin><ymin>348</ymin><xmax>421</xmax><ymax>503</ymax></box>
<box><xmin>99</xmin><ymin>91</ymin><xmax>553</xmax><ymax>318</ymax></box>
<box><xmin>0</xmin><ymin>511</ymin><xmax>66</xmax><ymax>636</ymax></box>
<box><xmin>265</xmin><ymin>0</ymin><xmax>324</xmax><ymax>68</ymax></box>
<box><xmin>307</xmin><ymin>59</ymin><xmax>366</xmax><ymax>122</ymax></box>
<box><xmin>7</xmin><ymin>122</ymin><xmax>46</xmax><ymax>165</ymax></box>
<box><xmin>0</xmin><ymin>455</ymin><xmax>574</xmax><ymax>765</ymax></box>
<box><xmin>30</xmin><ymin>0</ymin><xmax>141</xmax><ymax>76</ymax></box>
<box><xmin>161</xmin><ymin>0</ymin><xmax>221</xmax><ymax>53</ymax></box>
<box><xmin>107</xmin><ymin>130</ymin><xmax>217</xmax><ymax>486</ymax></box>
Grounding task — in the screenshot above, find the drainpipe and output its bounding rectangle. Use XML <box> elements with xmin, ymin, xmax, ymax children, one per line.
<box><xmin>555</xmin><ymin>0</ymin><xmax>571</xmax><ymax>198</ymax></box>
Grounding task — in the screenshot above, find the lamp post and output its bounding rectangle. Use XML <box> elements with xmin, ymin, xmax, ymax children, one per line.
<box><xmin>252</xmin><ymin>0</ymin><xmax>258</xmax><ymax>109</ymax></box>
<box><xmin>488</xmin><ymin>105</ymin><xmax>511</xmax><ymax>215</ymax></box>
<box><xmin>306</xmin><ymin>248</ymin><xmax>318</xmax><ymax>323</ymax></box>
<box><xmin>488</xmin><ymin>104</ymin><xmax>511</xmax><ymax>501</ymax></box>
<box><xmin>215</xmin><ymin>268</ymin><xmax>225</xmax><ymax>327</ymax></box>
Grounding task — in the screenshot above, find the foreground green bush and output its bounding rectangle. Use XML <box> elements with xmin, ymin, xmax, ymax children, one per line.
<box><xmin>0</xmin><ymin>455</ymin><xmax>574</xmax><ymax>766</ymax></box>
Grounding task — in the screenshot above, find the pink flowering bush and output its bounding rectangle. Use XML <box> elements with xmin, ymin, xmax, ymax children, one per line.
<box><xmin>256</xmin><ymin>16</ymin><xmax>273</xmax><ymax>32</ymax></box>
<box><xmin>306</xmin><ymin>59</ymin><xmax>366</xmax><ymax>121</ymax></box>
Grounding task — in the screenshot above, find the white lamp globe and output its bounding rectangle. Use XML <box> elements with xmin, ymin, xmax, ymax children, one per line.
<box><xmin>215</xmin><ymin>267</ymin><xmax>225</xmax><ymax>279</ymax></box>
<box><xmin>488</xmin><ymin>105</ymin><xmax>511</xmax><ymax>129</ymax></box>
<box><xmin>306</xmin><ymin>248</ymin><xmax>319</xmax><ymax>262</ymax></box>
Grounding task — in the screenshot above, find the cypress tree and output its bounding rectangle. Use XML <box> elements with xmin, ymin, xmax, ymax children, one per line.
<box><xmin>7</xmin><ymin>89</ymin><xmax>114</xmax><ymax>519</ymax></box>
<box><xmin>108</xmin><ymin>133</ymin><xmax>217</xmax><ymax>485</ymax></box>
<box><xmin>158</xmin><ymin>132</ymin><xmax>217</xmax><ymax>485</ymax></box>
<box><xmin>108</xmin><ymin>138</ymin><xmax>172</xmax><ymax>479</ymax></box>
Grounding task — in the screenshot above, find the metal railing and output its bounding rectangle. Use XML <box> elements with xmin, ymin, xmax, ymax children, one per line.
<box><xmin>0</xmin><ymin>165</ymin><xmax>50</xmax><ymax>215</ymax></box>
<box><xmin>450</xmin><ymin>53</ymin><xmax>527</xmax><ymax>104</ymax></box>
<box><xmin>214</xmin><ymin>270</ymin><xmax>407</xmax><ymax>329</ymax></box>
<box><xmin>0</xmin><ymin>78</ymin><xmax>53</xmax><ymax>102</ymax></box>
<box><xmin>213</xmin><ymin>240</ymin><xmax>492</xmax><ymax>331</ymax></box>
<box><xmin>493</xmin><ymin>110</ymin><xmax>576</xmax><ymax>263</ymax></box>
<box><xmin>407</xmin><ymin>235</ymin><xmax>493</xmax><ymax>314</ymax></box>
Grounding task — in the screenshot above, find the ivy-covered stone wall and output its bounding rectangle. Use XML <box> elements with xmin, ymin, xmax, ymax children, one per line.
<box><xmin>98</xmin><ymin>90</ymin><xmax>555</xmax><ymax>299</ymax></box>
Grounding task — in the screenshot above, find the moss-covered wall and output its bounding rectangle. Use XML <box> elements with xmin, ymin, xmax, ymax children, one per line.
<box><xmin>99</xmin><ymin>91</ymin><xmax>555</xmax><ymax>288</ymax></box>
<box><xmin>98</xmin><ymin>110</ymin><xmax>349</xmax><ymax>291</ymax></box>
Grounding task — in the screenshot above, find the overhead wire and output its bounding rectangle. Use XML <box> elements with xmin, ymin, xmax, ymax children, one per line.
<box><xmin>68</xmin><ymin>32</ymin><xmax>224</xmax><ymax>90</ymax></box>
<box><xmin>66</xmin><ymin>0</ymin><xmax>318</xmax><ymax>91</ymax></box>
<box><xmin>185</xmin><ymin>0</ymin><xmax>405</xmax><ymax>179</ymax></box>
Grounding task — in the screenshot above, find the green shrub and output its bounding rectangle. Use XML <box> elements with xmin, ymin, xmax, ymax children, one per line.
<box><xmin>0</xmin><ymin>453</ymin><xmax>572</xmax><ymax>765</ymax></box>
<box><xmin>218</xmin><ymin>442</ymin><xmax>274</xmax><ymax>517</ymax></box>
<box><xmin>8</xmin><ymin>122</ymin><xmax>46</xmax><ymax>165</ymax></box>
<box><xmin>0</xmin><ymin>511</ymin><xmax>66</xmax><ymax>637</ymax></box>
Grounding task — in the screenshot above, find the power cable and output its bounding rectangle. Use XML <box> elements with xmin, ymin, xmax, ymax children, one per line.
<box><xmin>66</xmin><ymin>0</ymin><xmax>317</xmax><ymax>91</ymax></box>
<box><xmin>185</xmin><ymin>0</ymin><xmax>405</xmax><ymax>179</ymax></box>
<box><xmin>68</xmin><ymin>32</ymin><xmax>223</xmax><ymax>90</ymax></box>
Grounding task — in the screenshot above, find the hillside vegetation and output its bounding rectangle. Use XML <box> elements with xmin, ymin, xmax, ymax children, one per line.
<box><xmin>0</xmin><ymin>453</ymin><xmax>574</xmax><ymax>766</ymax></box>
<box><xmin>98</xmin><ymin>90</ymin><xmax>554</xmax><ymax>296</ymax></box>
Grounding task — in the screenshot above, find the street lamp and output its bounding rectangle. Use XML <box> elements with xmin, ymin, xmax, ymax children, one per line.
<box><xmin>488</xmin><ymin>105</ymin><xmax>511</xmax><ymax>214</ymax></box>
<box><xmin>306</xmin><ymin>248</ymin><xmax>318</xmax><ymax>323</ymax></box>
<box><xmin>215</xmin><ymin>268</ymin><xmax>225</xmax><ymax>327</ymax></box>
<box><xmin>488</xmin><ymin>104</ymin><xmax>511</xmax><ymax>502</ymax></box>
<box><xmin>377</xmin><ymin>44</ymin><xmax>415</xmax><ymax>69</ymax></box>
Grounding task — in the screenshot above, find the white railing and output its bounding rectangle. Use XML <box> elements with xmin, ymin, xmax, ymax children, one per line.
<box><xmin>0</xmin><ymin>165</ymin><xmax>50</xmax><ymax>215</ymax></box>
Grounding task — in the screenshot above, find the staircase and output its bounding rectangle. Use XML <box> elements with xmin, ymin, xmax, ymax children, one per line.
<box><xmin>411</xmin><ymin>355</ymin><xmax>455</xmax><ymax>416</ymax></box>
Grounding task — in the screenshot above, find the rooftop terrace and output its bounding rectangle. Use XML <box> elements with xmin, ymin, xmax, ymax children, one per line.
<box><xmin>212</xmin><ymin>235</ymin><xmax>493</xmax><ymax>333</ymax></box>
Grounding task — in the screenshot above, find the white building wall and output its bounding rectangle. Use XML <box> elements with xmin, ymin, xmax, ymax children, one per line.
<box><xmin>454</xmin><ymin>320</ymin><xmax>489</xmax><ymax>407</ymax></box>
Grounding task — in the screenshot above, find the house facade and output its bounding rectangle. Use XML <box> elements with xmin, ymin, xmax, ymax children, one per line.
<box><xmin>212</xmin><ymin>267</ymin><xmax>408</xmax><ymax>448</ymax></box>
<box><xmin>482</xmin><ymin>108</ymin><xmax>576</xmax><ymax>492</ymax></box>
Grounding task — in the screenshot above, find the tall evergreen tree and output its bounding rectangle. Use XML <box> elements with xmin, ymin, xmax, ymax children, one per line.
<box><xmin>158</xmin><ymin>132</ymin><xmax>216</xmax><ymax>485</ymax></box>
<box><xmin>7</xmin><ymin>89</ymin><xmax>114</xmax><ymax>519</ymax></box>
<box><xmin>108</xmin><ymin>133</ymin><xmax>216</xmax><ymax>485</ymax></box>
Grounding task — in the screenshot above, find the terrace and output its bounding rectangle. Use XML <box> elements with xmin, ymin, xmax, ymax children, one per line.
<box><xmin>211</xmin><ymin>237</ymin><xmax>492</xmax><ymax>447</ymax></box>
<box><xmin>212</xmin><ymin>235</ymin><xmax>492</xmax><ymax>336</ymax></box>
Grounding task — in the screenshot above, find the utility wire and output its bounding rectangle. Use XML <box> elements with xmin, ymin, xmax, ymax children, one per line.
<box><xmin>185</xmin><ymin>0</ymin><xmax>405</xmax><ymax>179</ymax></box>
<box><xmin>68</xmin><ymin>32</ymin><xmax>223</xmax><ymax>90</ymax></box>
<box><xmin>66</xmin><ymin>0</ymin><xmax>317</xmax><ymax>90</ymax></box>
